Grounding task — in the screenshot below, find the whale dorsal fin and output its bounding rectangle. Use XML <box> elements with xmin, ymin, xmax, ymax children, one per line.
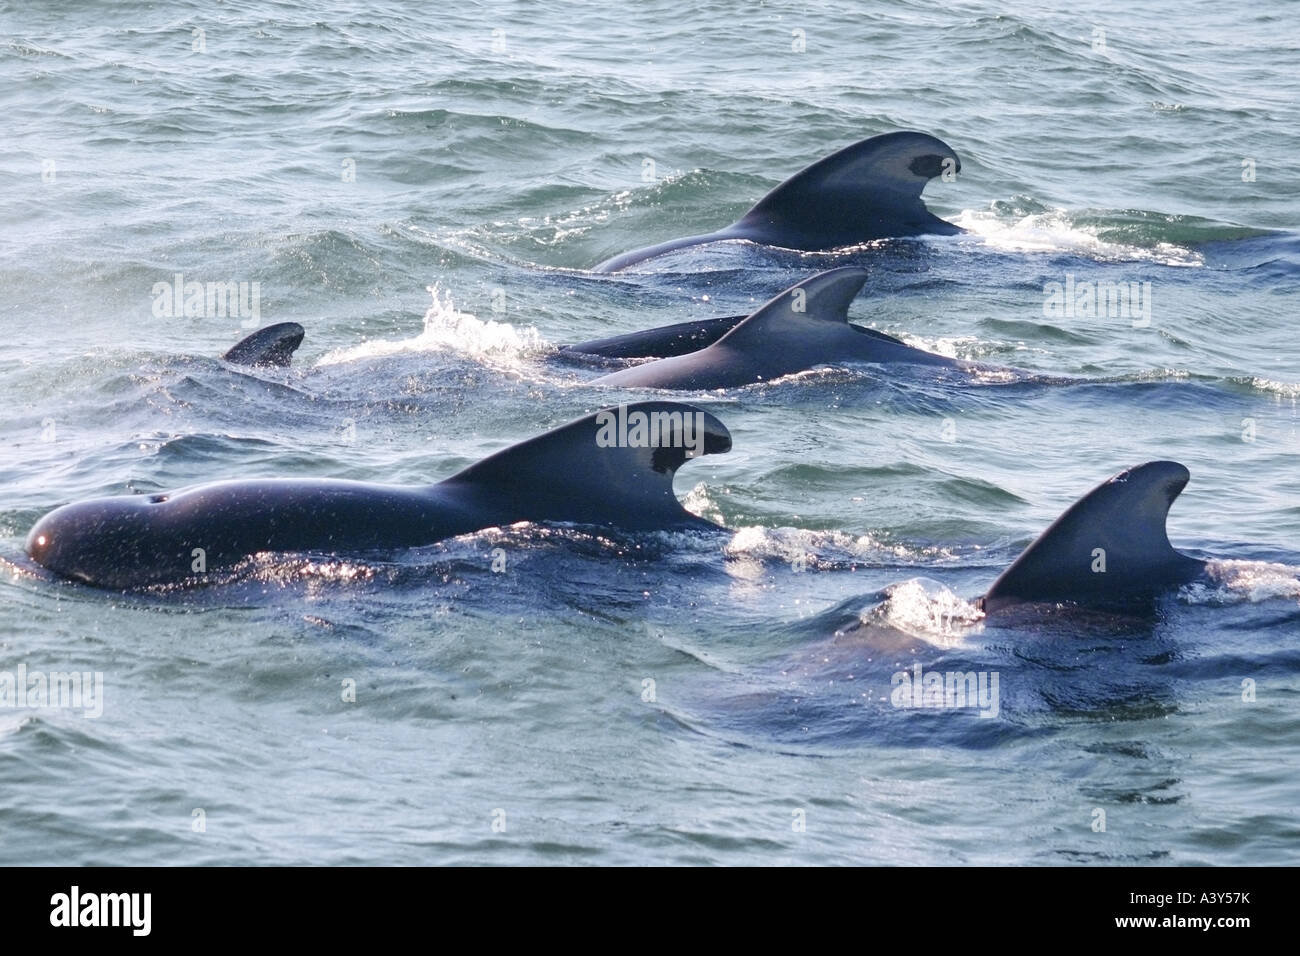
<box><xmin>715</xmin><ymin>268</ymin><xmax>869</xmax><ymax>351</ymax></box>
<box><xmin>591</xmin><ymin>131</ymin><xmax>962</xmax><ymax>272</ymax></box>
<box><xmin>442</xmin><ymin>402</ymin><xmax>731</xmax><ymax>530</ymax></box>
<box><xmin>727</xmin><ymin>131</ymin><xmax>962</xmax><ymax>248</ymax></box>
<box><xmin>980</xmin><ymin>461</ymin><xmax>1206</xmax><ymax>613</ymax></box>
<box><xmin>222</xmin><ymin>322</ymin><xmax>305</xmax><ymax>367</ymax></box>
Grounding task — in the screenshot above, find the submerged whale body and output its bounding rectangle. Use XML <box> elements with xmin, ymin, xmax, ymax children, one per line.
<box><xmin>591</xmin><ymin>130</ymin><xmax>963</xmax><ymax>273</ymax></box>
<box><xmin>25</xmin><ymin>402</ymin><xmax>730</xmax><ymax>589</ymax></box>
<box><xmin>588</xmin><ymin>268</ymin><xmax>979</xmax><ymax>389</ymax></box>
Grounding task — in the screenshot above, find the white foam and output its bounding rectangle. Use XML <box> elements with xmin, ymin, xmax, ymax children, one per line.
<box><xmin>843</xmin><ymin>577</ymin><xmax>983</xmax><ymax>646</ymax></box>
<box><xmin>723</xmin><ymin>524</ymin><xmax>950</xmax><ymax>567</ymax></box>
<box><xmin>1181</xmin><ymin>559</ymin><xmax>1300</xmax><ymax>605</ymax></box>
<box><xmin>0</xmin><ymin>713</ymin><xmax>36</xmax><ymax>738</ymax></box>
<box><xmin>891</xmin><ymin>332</ymin><xmax>1030</xmax><ymax>370</ymax></box>
<box><xmin>681</xmin><ymin>481</ymin><xmax>726</xmax><ymax>526</ymax></box>
<box><xmin>315</xmin><ymin>284</ymin><xmax>548</xmax><ymax>369</ymax></box>
<box><xmin>951</xmin><ymin>206</ymin><xmax>1204</xmax><ymax>267</ymax></box>
<box><xmin>1246</xmin><ymin>377</ymin><xmax>1300</xmax><ymax>398</ymax></box>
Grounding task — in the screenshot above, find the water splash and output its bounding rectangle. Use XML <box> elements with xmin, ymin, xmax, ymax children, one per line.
<box><xmin>681</xmin><ymin>482</ymin><xmax>725</xmax><ymax>526</ymax></box>
<box><xmin>315</xmin><ymin>284</ymin><xmax>548</xmax><ymax>369</ymax></box>
<box><xmin>1242</xmin><ymin>377</ymin><xmax>1300</xmax><ymax>398</ymax></box>
<box><xmin>1182</xmin><ymin>560</ymin><xmax>1300</xmax><ymax>605</ymax></box>
<box><xmin>836</xmin><ymin>577</ymin><xmax>984</xmax><ymax>647</ymax></box>
<box><xmin>723</xmin><ymin>525</ymin><xmax>950</xmax><ymax>568</ymax></box>
<box><xmin>952</xmin><ymin>205</ymin><xmax>1205</xmax><ymax>267</ymax></box>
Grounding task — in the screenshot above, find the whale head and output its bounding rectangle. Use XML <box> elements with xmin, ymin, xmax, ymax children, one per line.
<box><xmin>26</xmin><ymin>493</ymin><xmax>194</xmax><ymax>589</ymax></box>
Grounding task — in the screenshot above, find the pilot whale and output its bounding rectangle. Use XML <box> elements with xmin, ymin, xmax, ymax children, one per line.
<box><xmin>977</xmin><ymin>460</ymin><xmax>1208</xmax><ymax>614</ymax></box>
<box><xmin>826</xmin><ymin>460</ymin><xmax>1212</xmax><ymax>630</ymax></box>
<box><xmin>25</xmin><ymin>402</ymin><xmax>730</xmax><ymax>589</ymax></box>
<box><xmin>218</xmin><ymin>270</ymin><xmax>993</xmax><ymax>386</ymax></box>
<box><xmin>588</xmin><ymin>268</ymin><xmax>987</xmax><ymax>389</ymax></box>
<box><xmin>591</xmin><ymin>130</ymin><xmax>963</xmax><ymax>273</ymax></box>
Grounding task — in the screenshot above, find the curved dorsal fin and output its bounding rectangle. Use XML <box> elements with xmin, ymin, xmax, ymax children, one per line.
<box><xmin>715</xmin><ymin>267</ymin><xmax>869</xmax><ymax>350</ymax></box>
<box><xmin>442</xmin><ymin>402</ymin><xmax>731</xmax><ymax>530</ymax></box>
<box><xmin>222</xmin><ymin>322</ymin><xmax>305</xmax><ymax>367</ymax></box>
<box><xmin>591</xmin><ymin>131</ymin><xmax>962</xmax><ymax>272</ymax></box>
<box><xmin>980</xmin><ymin>461</ymin><xmax>1206</xmax><ymax>613</ymax></box>
<box><xmin>727</xmin><ymin>131</ymin><xmax>962</xmax><ymax>249</ymax></box>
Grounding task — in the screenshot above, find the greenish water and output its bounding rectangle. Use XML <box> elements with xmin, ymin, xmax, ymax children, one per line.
<box><xmin>1</xmin><ymin>0</ymin><xmax>1298</xmax><ymax>864</ymax></box>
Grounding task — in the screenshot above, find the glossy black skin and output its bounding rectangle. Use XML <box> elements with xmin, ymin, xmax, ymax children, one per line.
<box><xmin>588</xmin><ymin>268</ymin><xmax>974</xmax><ymax>390</ymax></box>
<box><xmin>26</xmin><ymin>402</ymin><xmax>731</xmax><ymax>589</ymax></box>
<box><xmin>221</xmin><ymin>322</ymin><xmax>305</xmax><ymax>367</ymax></box>
<box><xmin>592</xmin><ymin>131</ymin><xmax>962</xmax><ymax>273</ymax></box>
<box><xmin>558</xmin><ymin>315</ymin><xmax>747</xmax><ymax>362</ymax></box>
<box><xmin>978</xmin><ymin>461</ymin><xmax>1208</xmax><ymax>615</ymax></box>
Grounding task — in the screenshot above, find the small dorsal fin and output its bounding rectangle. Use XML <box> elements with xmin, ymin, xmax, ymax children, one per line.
<box><xmin>980</xmin><ymin>461</ymin><xmax>1206</xmax><ymax>612</ymax></box>
<box><xmin>715</xmin><ymin>268</ymin><xmax>869</xmax><ymax>350</ymax></box>
<box><xmin>442</xmin><ymin>402</ymin><xmax>731</xmax><ymax>530</ymax></box>
<box><xmin>222</xmin><ymin>322</ymin><xmax>305</xmax><ymax>367</ymax></box>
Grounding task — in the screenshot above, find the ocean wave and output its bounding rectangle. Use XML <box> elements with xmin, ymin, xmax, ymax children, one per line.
<box><xmin>1236</xmin><ymin>377</ymin><xmax>1300</xmax><ymax>398</ymax></box>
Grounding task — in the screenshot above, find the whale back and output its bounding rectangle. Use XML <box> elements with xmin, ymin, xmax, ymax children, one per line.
<box><xmin>560</xmin><ymin>314</ymin><xmax>748</xmax><ymax>361</ymax></box>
